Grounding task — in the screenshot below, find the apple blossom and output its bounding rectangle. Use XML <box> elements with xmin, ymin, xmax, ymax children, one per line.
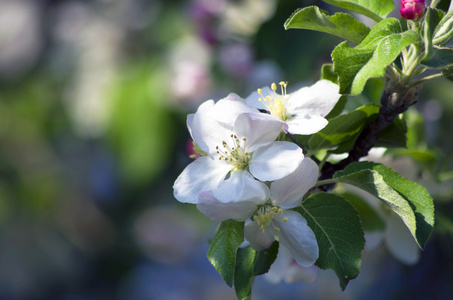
<box><xmin>173</xmin><ymin>94</ymin><xmax>304</xmax><ymax>204</ymax></box>
<box><xmin>245</xmin><ymin>80</ymin><xmax>341</xmax><ymax>135</ymax></box>
<box><xmin>197</xmin><ymin>157</ymin><xmax>319</xmax><ymax>267</ymax></box>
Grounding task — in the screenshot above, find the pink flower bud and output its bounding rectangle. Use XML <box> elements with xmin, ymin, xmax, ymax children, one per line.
<box><xmin>400</xmin><ymin>0</ymin><xmax>425</xmax><ymax>21</ymax></box>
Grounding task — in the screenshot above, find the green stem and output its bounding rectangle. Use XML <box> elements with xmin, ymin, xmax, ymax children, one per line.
<box><xmin>313</xmin><ymin>178</ymin><xmax>338</xmax><ymax>188</ymax></box>
<box><xmin>413</xmin><ymin>72</ymin><xmax>444</xmax><ymax>85</ymax></box>
<box><xmin>318</xmin><ymin>152</ymin><xmax>331</xmax><ymax>171</ymax></box>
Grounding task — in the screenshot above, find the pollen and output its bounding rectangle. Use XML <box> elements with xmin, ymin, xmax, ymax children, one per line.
<box><xmin>253</xmin><ymin>203</ymin><xmax>286</xmax><ymax>233</ymax></box>
<box><xmin>216</xmin><ymin>134</ymin><xmax>251</xmax><ymax>169</ymax></box>
<box><xmin>257</xmin><ymin>81</ymin><xmax>290</xmax><ymax>121</ymax></box>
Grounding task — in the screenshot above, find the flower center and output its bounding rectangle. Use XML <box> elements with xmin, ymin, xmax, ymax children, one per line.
<box><xmin>258</xmin><ymin>81</ymin><xmax>290</xmax><ymax>121</ymax></box>
<box><xmin>216</xmin><ymin>134</ymin><xmax>251</xmax><ymax>169</ymax></box>
<box><xmin>253</xmin><ymin>203</ymin><xmax>288</xmax><ymax>233</ymax></box>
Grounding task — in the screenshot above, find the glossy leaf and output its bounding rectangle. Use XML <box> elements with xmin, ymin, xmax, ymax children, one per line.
<box><xmin>340</xmin><ymin>191</ymin><xmax>386</xmax><ymax>232</ymax></box>
<box><xmin>334</xmin><ymin>162</ymin><xmax>435</xmax><ymax>249</ymax></box>
<box><xmin>422</xmin><ymin>47</ymin><xmax>453</xmax><ymax>69</ymax></box>
<box><xmin>309</xmin><ymin>104</ymin><xmax>407</xmax><ymax>153</ymax></box>
<box><xmin>294</xmin><ymin>193</ymin><xmax>364</xmax><ymax>290</ymax></box>
<box><xmin>433</xmin><ymin>10</ymin><xmax>453</xmax><ymax>46</ymax></box>
<box><xmin>234</xmin><ymin>242</ymin><xmax>279</xmax><ymax>300</ymax></box>
<box><xmin>422</xmin><ymin>8</ymin><xmax>445</xmax><ymax>60</ymax></box>
<box><xmin>284</xmin><ymin>6</ymin><xmax>370</xmax><ymax>44</ymax></box>
<box><xmin>332</xmin><ymin>18</ymin><xmax>419</xmax><ymax>95</ymax></box>
<box><xmin>322</xmin><ymin>0</ymin><xmax>394</xmax><ymax>22</ymax></box>
<box><xmin>207</xmin><ymin>220</ymin><xmax>244</xmax><ymax>287</ymax></box>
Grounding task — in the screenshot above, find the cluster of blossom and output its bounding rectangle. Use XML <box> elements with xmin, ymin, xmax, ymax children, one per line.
<box><xmin>173</xmin><ymin>80</ymin><xmax>341</xmax><ymax>280</ymax></box>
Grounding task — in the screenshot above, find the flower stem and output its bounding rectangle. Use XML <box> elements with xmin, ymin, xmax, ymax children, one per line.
<box><xmin>413</xmin><ymin>72</ymin><xmax>444</xmax><ymax>85</ymax></box>
<box><xmin>313</xmin><ymin>178</ymin><xmax>338</xmax><ymax>188</ymax></box>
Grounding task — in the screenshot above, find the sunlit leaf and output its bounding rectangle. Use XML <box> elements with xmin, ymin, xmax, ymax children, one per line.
<box><xmin>284</xmin><ymin>6</ymin><xmax>370</xmax><ymax>44</ymax></box>
<box><xmin>207</xmin><ymin>220</ymin><xmax>244</xmax><ymax>287</ymax></box>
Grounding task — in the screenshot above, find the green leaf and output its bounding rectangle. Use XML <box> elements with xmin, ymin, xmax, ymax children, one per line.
<box><xmin>321</xmin><ymin>63</ymin><xmax>338</xmax><ymax>84</ymax></box>
<box><xmin>333</xmin><ymin>162</ymin><xmax>434</xmax><ymax>249</ymax></box>
<box><xmin>308</xmin><ymin>108</ymin><xmax>369</xmax><ymax>152</ymax></box>
<box><xmin>284</xmin><ymin>6</ymin><xmax>370</xmax><ymax>44</ymax></box>
<box><xmin>309</xmin><ymin>104</ymin><xmax>407</xmax><ymax>153</ymax></box>
<box><xmin>234</xmin><ymin>242</ymin><xmax>279</xmax><ymax>300</ymax></box>
<box><xmin>253</xmin><ymin>241</ymin><xmax>279</xmax><ymax>275</ymax></box>
<box><xmin>422</xmin><ymin>8</ymin><xmax>445</xmax><ymax>60</ymax></box>
<box><xmin>340</xmin><ymin>191</ymin><xmax>386</xmax><ymax>232</ymax></box>
<box><xmin>322</xmin><ymin>0</ymin><xmax>394</xmax><ymax>22</ymax></box>
<box><xmin>234</xmin><ymin>246</ymin><xmax>255</xmax><ymax>300</ymax></box>
<box><xmin>332</xmin><ymin>18</ymin><xmax>419</xmax><ymax>95</ymax></box>
<box><xmin>294</xmin><ymin>193</ymin><xmax>365</xmax><ymax>290</ymax></box>
<box><xmin>433</xmin><ymin>10</ymin><xmax>453</xmax><ymax>46</ymax></box>
<box><xmin>421</xmin><ymin>47</ymin><xmax>453</xmax><ymax>69</ymax></box>
<box><xmin>441</xmin><ymin>67</ymin><xmax>453</xmax><ymax>81</ymax></box>
<box><xmin>375</xmin><ymin>114</ymin><xmax>407</xmax><ymax>148</ymax></box>
<box><xmin>207</xmin><ymin>220</ymin><xmax>244</xmax><ymax>287</ymax></box>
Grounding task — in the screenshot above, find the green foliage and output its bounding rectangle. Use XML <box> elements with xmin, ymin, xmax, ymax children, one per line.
<box><xmin>332</xmin><ymin>18</ymin><xmax>420</xmax><ymax>95</ymax></box>
<box><xmin>322</xmin><ymin>0</ymin><xmax>394</xmax><ymax>22</ymax></box>
<box><xmin>433</xmin><ymin>10</ymin><xmax>453</xmax><ymax>45</ymax></box>
<box><xmin>207</xmin><ymin>220</ymin><xmax>244</xmax><ymax>287</ymax></box>
<box><xmin>320</xmin><ymin>63</ymin><xmax>338</xmax><ymax>84</ymax></box>
<box><xmin>234</xmin><ymin>246</ymin><xmax>255</xmax><ymax>300</ymax></box>
<box><xmin>234</xmin><ymin>242</ymin><xmax>279</xmax><ymax>299</ymax></box>
<box><xmin>108</xmin><ymin>61</ymin><xmax>175</xmax><ymax>186</ymax></box>
<box><xmin>422</xmin><ymin>47</ymin><xmax>453</xmax><ymax>69</ymax></box>
<box><xmin>422</xmin><ymin>8</ymin><xmax>445</xmax><ymax>60</ymax></box>
<box><xmin>441</xmin><ymin>67</ymin><xmax>453</xmax><ymax>80</ymax></box>
<box><xmin>308</xmin><ymin>104</ymin><xmax>407</xmax><ymax>153</ymax></box>
<box><xmin>284</xmin><ymin>6</ymin><xmax>370</xmax><ymax>44</ymax></box>
<box><xmin>333</xmin><ymin>162</ymin><xmax>435</xmax><ymax>249</ymax></box>
<box><xmin>294</xmin><ymin>193</ymin><xmax>365</xmax><ymax>290</ymax></box>
<box><xmin>339</xmin><ymin>191</ymin><xmax>386</xmax><ymax>232</ymax></box>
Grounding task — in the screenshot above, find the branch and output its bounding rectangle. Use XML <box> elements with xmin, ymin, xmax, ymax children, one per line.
<box><xmin>320</xmin><ymin>82</ymin><xmax>420</xmax><ymax>181</ymax></box>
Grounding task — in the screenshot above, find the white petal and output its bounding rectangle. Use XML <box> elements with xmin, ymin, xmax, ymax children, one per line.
<box><xmin>276</xmin><ymin>211</ymin><xmax>319</xmax><ymax>267</ymax></box>
<box><xmin>190</xmin><ymin>100</ymin><xmax>232</xmax><ymax>154</ymax></box>
<box><xmin>213</xmin><ymin>94</ymin><xmax>258</xmax><ymax>128</ymax></box>
<box><xmin>234</xmin><ymin>113</ymin><xmax>286</xmax><ymax>153</ymax></box>
<box><xmin>270</xmin><ymin>157</ymin><xmax>318</xmax><ymax>209</ymax></box>
<box><xmin>249</xmin><ymin>141</ymin><xmax>304</xmax><ymax>182</ymax></box>
<box><xmin>244</xmin><ymin>221</ymin><xmax>275</xmax><ymax>251</ymax></box>
<box><xmin>187</xmin><ymin>113</ymin><xmax>194</xmax><ymax>138</ymax></box>
<box><xmin>385</xmin><ymin>213</ymin><xmax>420</xmax><ymax>265</ymax></box>
<box><xmin>284</xmin><ymin>263</ymin><xmax>318</xmax><ymax>283</ymax></box>
<box><xmin>287</xmin><ymin>80</ymin><xmax>341</xmax><ymax>117</ymax></box>
<box><xmin>263</xmin><ymin>245</ymin><xmax>291</xmax><ymax>284</ymax></box>
<box><xmin>211</xmin><ymin>169</ymin><xmax>270</xmax><ymax>203</ymax></box>
<box><xmin>286</xmin><ymin>114</ymin><xmax>328</xmax><ymax>135</ymax></box>
<box><xmin>197</xmin><ymin>191</ymin><xmax>260</xmax><ymax>222</ymax></box>
<box><xmin>173</xmin><ymin>156</ymin><xmax>231</xmax><ymax>204</ymax></box>
<box><xmin>245</xmin><ymin>86</ymin><xmax>273</xmax><ymax>110</ymax></box>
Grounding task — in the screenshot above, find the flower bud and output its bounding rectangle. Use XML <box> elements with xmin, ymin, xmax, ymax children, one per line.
<box><xmin>400</xmin><ymin>0</ymin><xmax>425</xmax><ymax>21</ymax></box>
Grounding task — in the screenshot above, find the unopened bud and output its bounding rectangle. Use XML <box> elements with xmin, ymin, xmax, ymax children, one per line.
<box><xmin>400</xmin><ymin>0</ymin><xmax>425</xmax><ymax>21</ymax></box>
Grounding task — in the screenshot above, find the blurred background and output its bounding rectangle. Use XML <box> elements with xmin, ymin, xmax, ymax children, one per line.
<box><xmin>0</xmin><ymin>0</ymin><xmax>453</xmax><ymax>299</ymax></box>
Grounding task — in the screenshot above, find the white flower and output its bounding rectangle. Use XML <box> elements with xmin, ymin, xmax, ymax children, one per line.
<box><xmin>245</xmin><ymin>80</ymin><xmax>341</xmax><ymax>135</ymax></box>
<box><xmin>173</xmin><ymin>94</ymin><xmax>305</xmax><ymax>204</ymax></box>
<box><xmin>197</xmin><ymin>157</ymin><xmax>319</xmax><ymax>267</ymax></box>
<box><xmin>265</xmin><ymin>245</ymin><xmax>318</xmax><ymax>284</ymax></box>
